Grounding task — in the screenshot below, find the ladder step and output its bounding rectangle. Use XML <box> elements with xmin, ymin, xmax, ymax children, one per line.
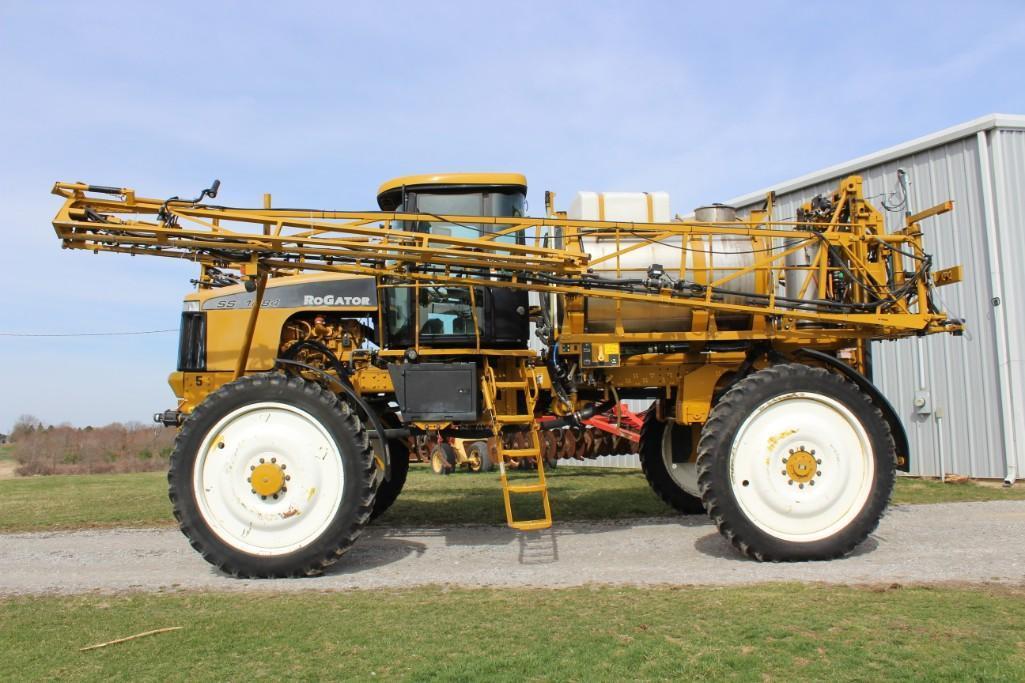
<box><xmin>492</xmin><ymin>380</ymin><xmax>529</xmax><ymax>389</ymax></box>
<box><xmin>494</xmin><ymin>414</ymin><xmax>535</xmax><ymax>424</ymax></box>
<box><xmin>506</xmin><ymin>483</ymin><xmax>547</xmax><ymax>494</ymax></box>
<box><xmin>485</xmin><ymin>363</ymin><xmax>552</xmax><ymax>534</ymax></box>
<box><xmin>501</xmin><ymin>448</ymin><xmax>540</xmax><ymax>459</ymax></box>
<box><xmin>510</xmin><ymin>519</ymin><xmax>552</xmax><ymax>531</ymax></box>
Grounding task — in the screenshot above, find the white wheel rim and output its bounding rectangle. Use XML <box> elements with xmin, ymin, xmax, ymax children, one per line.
<box><xmin>194</xmin><ymin>402</ymin><xmax>345</xmax><ymax>556</ymax></box>
<box><xmin>729</xmin><ymin>391</ymin><xmax>874</xmax><ymax>543</ymax></box>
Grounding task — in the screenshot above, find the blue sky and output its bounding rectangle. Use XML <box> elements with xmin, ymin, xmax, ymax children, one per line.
<box><xmin>2</xmin><ymin>1</ymin><xmax>1024</xmax><ymax>430</ymax></box>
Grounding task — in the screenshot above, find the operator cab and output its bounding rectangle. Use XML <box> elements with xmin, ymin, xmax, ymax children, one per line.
<box><xmin>376</xmin><ymin>173</ymin><xmax>530</xmax><ymax>350</ymax></box>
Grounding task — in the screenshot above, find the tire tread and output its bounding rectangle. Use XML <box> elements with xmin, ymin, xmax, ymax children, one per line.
<box><xmin>696</xmin><ymin>363</ymin><xmax>895</xmax><ymax>562</ymax></box>
<box><xmin>638</xmin><ymin>406</ymin><xmax>706</xmax><ymax>515</ymax></box>
<box><xmin>168</xmin><ymin>373</ymin><xmax>377</xmax><ymax>578</ymax></box>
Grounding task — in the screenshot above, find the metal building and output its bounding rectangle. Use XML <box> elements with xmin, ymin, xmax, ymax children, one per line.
<box><xmin>724</xmin><ymin>113</ymin><xmax>1025</xmax><ymax>481</ymax></box>
<box><xmin>567</xmin><ymin>114</ymin><xmax>1024</xmax><ymax>480</ymax></box>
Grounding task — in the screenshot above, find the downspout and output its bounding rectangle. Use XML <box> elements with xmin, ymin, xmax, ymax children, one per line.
<box><xmin>906</xmin><ymin>173</ymin><xmax>937</xmax><ymax>479</ymax></box>
<box><xmin>991</xmin><ymin>130</ymin><xmax>1024</xmax><ymax>484</ymax></box>
<box><xmin>976</xmin><ymin>130</ymin><xmax>1018</xmax><ymax>484</ymax></box>
<box><xmin>913</xmin><ymin>336</ymin><xmax>930</xmax><ymax>474</ymax></box>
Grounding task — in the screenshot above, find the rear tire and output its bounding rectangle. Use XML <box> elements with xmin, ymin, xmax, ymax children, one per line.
<box><xmin>369</xmin><ymin>416</ymin><xmax>409</xmax><ymax>521</ymax></box>
<box><xmin>697</xmin><ymin>363</ymin><xmax>895</xmax><ymax>561</ymax></box>
<box><xmin>638</xmin><ymin>407</ymin><xmax>705</xmax><ymax>515</ymax></box>
<box><xmin>168</xmin><ymin>374</ymin><xmax>377</xmax><ymax>578</ymax></box>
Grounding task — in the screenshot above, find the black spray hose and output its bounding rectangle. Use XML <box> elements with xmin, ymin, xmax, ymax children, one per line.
<box><xmin>546</xmin><ymin>346</ymin><xmax>574</xmax><ymax>408</ymax></box>
<box><xmin>540</xmin><ymin>400</ymin><xmax>615</xmax><ymax>430</ymax></box>
<box><xmin>273</xmin><ymin>358</ymin><xmax>392</xmax><ymax>480</ymax></box>
<box><xmin>536</xmin><ymin>289</ymin><xmax>573</xmax><ymax>408</ymax></box>
<box><xmin>280</xmin><ymin>340</ymin><xmax>352</xmax><ymax>380</ymax></box>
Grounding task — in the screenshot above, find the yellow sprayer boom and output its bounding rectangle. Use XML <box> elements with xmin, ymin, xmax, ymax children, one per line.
<box><xmin>52</xmin><ymin>179</ymin><xmax>960</xmax><ymax>340</ymax></box>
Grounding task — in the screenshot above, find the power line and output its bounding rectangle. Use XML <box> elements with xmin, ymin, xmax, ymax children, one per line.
<box><xmin>0</xmin><ymin>329</ymin><xmax>177</xmax><ymax>337</ymax></box>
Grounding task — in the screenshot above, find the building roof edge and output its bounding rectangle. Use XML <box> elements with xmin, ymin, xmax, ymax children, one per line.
<box><xmin>724</xmin><ymin>113</ymin><xmax>1025</xmax><ymax>208</ymax></box>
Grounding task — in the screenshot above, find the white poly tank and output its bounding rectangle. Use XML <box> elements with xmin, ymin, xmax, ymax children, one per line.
<box><xmin>568</xmin><ymin>191</ymin><xmax>672</xmax><ymax>224</ymax></box>
<box><xmin>567</xmin><ymin>191</ymin><xmax>759</xmax><ymax>333</ymax></box>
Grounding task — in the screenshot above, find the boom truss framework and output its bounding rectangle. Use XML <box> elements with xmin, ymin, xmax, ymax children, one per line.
<box><xmin>51</xmin><ymin>178</ymin><xmax>962</xmax><ymax>343</ymax></box>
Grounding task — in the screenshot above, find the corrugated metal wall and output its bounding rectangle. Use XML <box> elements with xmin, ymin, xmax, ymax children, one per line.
<box><xmin>989</xmin><ymin>128</ymin><xmax>1025</xmax><ymax>481</ymax></box>
<box><xmin>726</xmin><ymin>128</ymin><xmax>1023</xmax><ymax>479</ymax></box>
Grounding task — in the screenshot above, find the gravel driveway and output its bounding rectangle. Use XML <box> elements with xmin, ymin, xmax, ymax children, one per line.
<box><xmin>2</xmin><ymin>501</ymin><xmax>1024</xmax><ymax>595</ymax></box>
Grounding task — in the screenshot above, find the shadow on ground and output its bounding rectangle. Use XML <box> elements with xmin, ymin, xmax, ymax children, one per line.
<box><xmin>315</xmin><ymin>515</ymin><xmax>715</xmax><ymax>576</ymax></box>
<box><xmin>692</xmin><ymin>532</ymin><xmax>881</xmax><ymax>562</ymax></box>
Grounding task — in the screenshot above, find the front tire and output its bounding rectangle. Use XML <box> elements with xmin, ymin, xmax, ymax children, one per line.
<box><xmin>697</xmin><ymin>363</ymin><xmax>895</xmax><ymax>561</ymax></box>
<box><xmin>168</xmin><ymin>374</ymin><xmax>377</xmax><ymax>578</ymax></box>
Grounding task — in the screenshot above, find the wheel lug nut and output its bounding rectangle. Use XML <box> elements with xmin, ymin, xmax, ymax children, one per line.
<box><xmin>810</xmin><ymin>481</ymin><xmax>816</xmax><ymax>486</ymax></box>
<box><xmin>799</xmin><ymin>483</ymin><xmax>805</xmax><ymax>489</ymax></box>
<box><xmin>811</xmin><ymin>450</ymin><xmax>816</xmax><ymax>455</ymax></box>
<box><xmin>817</xmin><ymin>471</ymin><xmax>822</xmax><ymax>477</ymax></box>
<box><xmin>787</xmin><ymin>480</ymin><xmax>793</xmax><ymax>485</ymax></box>
<box><xmin>261</xmin><ymin>495</ymin><xmax>266</xmax><ymax>500</ymax></box>
<box><xmin>285</xmin><ymin>475</ymin><xmax>291</xmax><ymax>481</ymax></box>
<box><xmin>781</xmin><ymin>470</ymin><xmax>787</xmax><ymax>475</ymax></box>
<box><xmin>281</xmin><ymin>487</ymin><xmax>287</xmax><ymax>493</ymax></box>
<box><xmin>272</xmin><ymin>493</ymin><xmax>278</xmax><ymax>499</ymax></box>
<box><xmin>247</xmin><ymin>477</ymin><xmax>251</xmax><ymax>482</ymax></box>
<box><xmin>782</xmin><ymin>457</ymin><xmax>788</xmax><ymax>464</ymax></box>
<box><xmin>251</xmin><ymin>489</ymin><xmax>256</xmax><ymax>494</ymax></box>
<box><xmin>250</xmin><ymin>465</ymin><xmax>255</xmax><ymax>471</ymax></box>
<box><xmin>259</xmin><ymin>458</ymin><xmax>265</xmax><ymax>464</ymax></box>
<box><xmin>271</xmin><ymin>457</ymin><xmax>277</xmax><ymax>463</ymax></box>
<box><xmin>816</xmin><ymin>459</ymin><xmax>822</xmax><ymax>465</ymax></box>
<box><xmin>281</xmin><ymin>464</ymin><xmax>286</xmax><ymax>470</ymax></box>
<box><xmin>789</xmin><ymin>449</ymin><xmax>795</xmax><ymax>454</ymax></box>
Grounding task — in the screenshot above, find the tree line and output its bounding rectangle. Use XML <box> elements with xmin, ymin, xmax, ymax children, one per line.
<box><xmin>7</xmin><ymin>415</ymin><xmax>175</xmax><ymax>475</ymax></box>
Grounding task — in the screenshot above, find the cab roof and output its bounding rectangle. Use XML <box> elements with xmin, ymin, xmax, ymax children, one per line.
<box><xmin>376</xmin><ymin>173</ymin><xmax>527</xmax><ymax>208</ymax></box>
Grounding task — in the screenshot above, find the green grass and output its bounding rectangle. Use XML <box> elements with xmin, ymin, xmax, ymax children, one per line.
<box><xmin>0</xmin><ymin>465</ymin><xmax>1023</xmax><ymax>533</ymax></box>
<box><xmin>3</xmin><ymin>585</ymin><xmax>1025</xmax><ymax>681</ymax></box>
<box><xmin>382</xmin><ymin>465</ymin><xmax>674</xmax><ymax>526</ymax></box>
<box><xmin>0</xmin><ymin>471</ymin><xmax>171</xmax><ymax>532</ymax></box>
<box><xmin>0</xmin><ymin>444</ymin><xmax>13</xmax><ymax>460</ymax></box>
<box><xmin>892</xmin><ymin>476</ymin><xmax>1024</xmax><ymax>504</ymax></box>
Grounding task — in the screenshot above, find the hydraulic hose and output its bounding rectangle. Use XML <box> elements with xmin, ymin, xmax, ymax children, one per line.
<box><xmin>540</xmin><ymin>400</ymin><xmax>615</xmax><ymax>430</ymax></box>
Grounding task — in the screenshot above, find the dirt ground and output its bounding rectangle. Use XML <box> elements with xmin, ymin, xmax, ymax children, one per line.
<box><xmin>2</xmin><ymin>500</ymin><xmax>1024</xmax><ymax>595</ymax></box>
<box><xmin>0</xmin><ymin>460</ymin><xmax>17</xmax><ymax>480</ymax></box>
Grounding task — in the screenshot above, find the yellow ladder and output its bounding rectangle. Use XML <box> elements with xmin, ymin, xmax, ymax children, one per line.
<box><xmin>482</xmin><ymin>362</ymin><xmax>552</xmax><ymax>531</ymax></box>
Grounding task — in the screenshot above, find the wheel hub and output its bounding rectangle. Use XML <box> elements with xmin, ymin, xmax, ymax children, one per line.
<box><xmin>250</xmin><ymin>461</ymin><xmax>286</xmax><ymax>496</ymax></box>
<box><xmin>784</xmin><ymin>448</ymin><xmax>819</xmax><ymax>485</ymax></box>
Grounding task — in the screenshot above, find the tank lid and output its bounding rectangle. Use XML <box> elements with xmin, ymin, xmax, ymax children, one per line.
<box><xmin>694</xmin><ymin>203</ymin><xmax>737</xmax><ymax>222</ymax></box>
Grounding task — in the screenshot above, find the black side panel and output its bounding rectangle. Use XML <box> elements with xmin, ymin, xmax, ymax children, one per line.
<box><xmin>387</xmin><ymin>363</ymin><xmax>479</xmax><ymax>422</ymax></box>
<box><xmin>177</xmin><ymin>312</ymin><xmax>206</xmax><ymax>371</ymax></box>
<box><xmin>489</xmin><ymin>288</ymin><xmax>529</xmax><ymax>346</ymax></box>
<box><xmin>795</xmin><ymin>348</ymin><xmax>910</xmax><ymax>472</ymax></box>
